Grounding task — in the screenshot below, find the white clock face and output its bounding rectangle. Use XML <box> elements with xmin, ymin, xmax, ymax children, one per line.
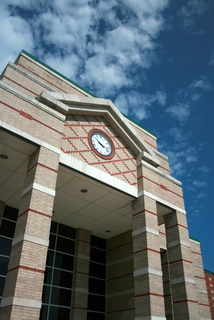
<box><xmin>91</xmin><ymin>131</ymin><xmax>112</xmax><ymax>156</ymax></box>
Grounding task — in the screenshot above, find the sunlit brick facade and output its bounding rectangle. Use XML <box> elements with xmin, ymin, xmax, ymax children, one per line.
<box><xmin>0</xmin><ymin>51</ymin><xmax>211</xmax><ymax>320</ymax></box>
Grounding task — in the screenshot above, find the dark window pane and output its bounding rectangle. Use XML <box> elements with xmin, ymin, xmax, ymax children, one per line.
<box><xmin>3</xmin><ymin>206</ymin><xmax>18</xmax><ymax>221</ymax></box>
<box><xmin>89</xmin><ymin>262</ymin><xmax>106</xmax><ymax>279</ymax></box>
<box><xmin>0</xmin><ymin>276</ymin><xmax>6</xmax><ymax>296</ymax></box>
<box><xmin>58</xmin><ymin>224</ymin><xmax>76</xmax><ymax>239</ymax></box>
<box><xmin>0</xmin><ymin>237</ymin><xmax>12</xmax><ymax>256</ymax></box>
<box><xmin>49</xmin><ymin>306</ymin><xmax>70</xmax><ymax>320</ymax></box>
<box><xmin>87</xmin><ymin>311</ymin><xmax>105</xmax><ymax>320</ymax></box>
<box><xmin>0</xmin><ymin>220</ymin><xmax>16</xmax><ymax>238</ymax></box>
<box><xmin>49</xmin><ymin>234</ymin><xmax>56</xmax><ymax>250</ymax></box>
<box><xmin>46</xmin><ymin>251</ymin><xmax>54</xmax><ymax>266</ymax></box>
<box><xmin>0</xmin><ymin>256</ymin><xmax>9</xmax><ymax>275</ymax></box>
<box><xmin>54</xmin><ymin>252</ymin><xmax>74</xmax><ymax>271</ymax></box>
<box><xmin>51</xmin><ymin>287</ymin><xmax>71</xmax><ymax>307</ymax></box>
<box><xmin>39</xmin><ymin>304</ymin><xmax>48</xmax><ymax>320</ymax></box>
<box><xmin>91</xmin><ymin>236</ymin><xmax>106</xmax><ymax>250</ymax></box>
<box><xmin>56</xmin><ymin>237</ymin><xmax>75</xmax><ymax>255</ymax></box>
<box><xmin>88</xmin><ymin>294</ymin><xmax>105</xmax><ymax>312</ymax></box>
<box><xmin>42</xmin><ymin>285</ymin><xmax>51</xmax><ymax>303</ymax></box>
<box><xmin>89</xmin><ymin>278</ymin><xmax>105</xmax><ymax>295</ymax></box>
<box><xmin>44</xmin><ymin>267</ymin><xmax>53</xmax><ymax>284</ymax></box>
<box><xmin>52</xmin><ymin>269</ymin><xmax>73</xmax><ymax>288</ymax></box>
<box><xmin>50</xmin><ymin>221</ymin><xmax>57</xmax><ymax>234</ymax></box>
<box><xmin>90</xmin><ymin>247</ymin><xmax>106</xmax><ymax>264</ymax></box>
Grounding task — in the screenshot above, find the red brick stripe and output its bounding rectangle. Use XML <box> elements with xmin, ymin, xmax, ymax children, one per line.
<box><xmin>3</xmin><ymin>76</ymin><xmax>38</xmax><ymax>96</ymax></box>
<box><xmin>27</xmin><ymin>162</ymin><xmax>58</xmax><ymax>173</ymax></box>
<box><xmin>169</xmin><ymin>259</ymin><xmax>192</xmax><ymax>265</ymax></box>
<box><xmin>8</xmin><ymin>265</ymin><xmax>44</xmax><ymax>274</ymax></box>
<box><xmin>107</xmin><ymin>273</ymin><xmax>132</xmax><ymax>281</ymax></box>
<box><xmin>107</xmin><ymin>241</ymin><xmax>132</xmax><ymax>252</ymax></box>
<box><xmin>107</xmin><ymin>308</ymin><xmax>135</xmax><ymax>313</ymax></box>
<box><xmin>132</xmin><ymin>209</ymin><xmax>157</xmax><ymax>217</ymax></box>
<box><xmin>135</xmin><ymin>293</ymin><xmax>164</xmax><ymax>298</ymax></box>
<box><xmin>166</xmin><ymin>223</ymin><xmax>188</xmax><ymax>230</ymax></box>
<box><xmin>138</xmin><ymin>175</ymin><xmax>183</xmax><ymax>198</ymax></box>
<box><xmin>18</xmin><ymin>209</ymin><xmax>52</xmax><ymax>219</ymax></box>
<box><xmin>134</xmin><ymin>248</ymin><xmax>160</xmax><ymax>255</ymax></box>
<box><xmin>173</xmin><ymin>299</ymin><xmax>198</xmax><ymax>304</ymax></box>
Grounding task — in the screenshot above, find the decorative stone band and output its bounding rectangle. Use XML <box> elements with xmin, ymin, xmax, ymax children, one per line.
<box><xmin>135</xmin><ymin>317</ymin><xmax>166</xmax><ymax>320</ymax></box>
<box><xmin>200</xmin><ymin>318</ymin><xmax>212</xmax><ymax>320</ymax></box>
<box><xmin>139</xmin><ymin>190</ymin><xmax>186</xmax><ymax>215</ymax></box>
<box><xmin>167</xmin><ymin>239</ymin><xmax>190</xmax><ymax>248</ymax></box>
<box><xmin>193</xmin><ymin>262</ymin><xmax>204</xmax><ymax>269</ymax></box>
<box><xmin>12</xmin><ymin>233</ymin><xmax>49</xmax><ymax>247</ymax></box>
<box><xmin>134</xmin><ymin>268</ymin><xmax>162</xmax><ymax>277</ymax></box>
<box><xmin>22</xmin><ymin>182</ymin><xmax>56</xmax><ymax>197</ymax></box>
<box><xmin>170</xmin><ymin>276</ymin><xmax>196</xmax><ymax>285</ymax></box>
<box><xmin>0</xmin><ymin>296</ymin><xmax>42</xmax><ymax>308</ymax></box>
<box><xmin>107</xmin><ymin>289</ymin><xmax>134</xmax><ymax>298</ymax></box>
<box><xmin>76</xmin><ymin>254</ymin><xmax>90</xmax><ymax>261</ymax></box>
<box><xmin>132</xmin><ymin>227</ymin><xmax>159</xmax><ymax>237</ymax></box>
<box><xmin>73</xmin><ymin>287</ymin><xmax>88</xmax><ymax>294</ymax></box>
<box><xmin>197</xmin><ymin>289</ymin><xmax>208</xmax><ymax>294</ymax></box>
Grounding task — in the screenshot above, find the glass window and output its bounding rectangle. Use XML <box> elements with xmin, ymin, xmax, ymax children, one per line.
<box><xmin>89</xmin><ymin>262</ymin><xmax>106</xmax><ymax>279</ymax></box>
<box><xmin>44</xmin><ymin>267</ymin><xmax>53</xmax><ymax>284</ymax></box>
<box><xmin>0</xmin><ymin>276</ymin><xmax>6</xmax><ymax>296</ymax></box>
<box><xmin>0</xmin><ymin>237</ymin><xmax>12</xmax><ymax>256</ymax></box>
<box><xmin>3</xmin><ymin>206</ymin><xmax>18</xmax><ymax>221</ymax></box>
<box><xmin>0</xmin><ymin>256</ymin><xmax>9</xmax><ymax>274</ymax></box>
<box><xmin>87</xmin><ymin>311</ymin><xmax>105</xmax><ymax>320</ymax></box>
<box><xmin>42</xmin><ymin>285</ymin><xmax>51</xmax><ymax>303</ymax></box>
<box><xmin>49</xmin><ymin>306</ymin><xmax>70</xmax><ymax>320</ymax></box>
<box><xmin>54</xmin><ymin>252</ymin><xmax>74</xmax><ymax>271</ymax></box>
<box><xmin>0</xmin><ymin>220</ymin><xmax>16</xmax><ymax>238</ymax></box>
<box><xmin>91</xmin><ymin>236</ymin><xmax>106</xmax><ymax>250</ymax></box>
<box><xmin>88</xmin><ymin>294</ymin><xmax>105</xmax><ymax>312</ymax></box>
<box><xmin>90</xmin><ymin>247</ymin><xmax>106</xmax><ymax>264</ymax></box>
<box><xmin>89</xmin><ymin>278</ymin><xmax>105</xmax><ymax>295</ymax></box>
<box><xmin>52</xmin><ymin>269</ymin><xmax>73</xmax><ymax>289</ymax></box>
<box><xmin>49</xmin><ymin>234</ymin><xmax>56</xmax><ymax>250</ymax></box>
<box><xmin>46</xmin><ymin>251</ymin><xmax>54</xmax><ymax>267</ymax></box>
<box><xmin>58</xmin><ymin>224</ymin><xmax>76</xmax><ymax>239</ymax></box>
<box><xmin>50</xmin><ymin>221</ymin><xmax>57</xmax><ymax>234</ymax></box>
<box><xmin>51</xmin><ymin>287</ymin><xmax>71</xmax><ymax>307</ymax></box>
<box><xmin>56</xmin><ymin>236</ymin><xmax>75</xmax><ymax>255</ymax></box>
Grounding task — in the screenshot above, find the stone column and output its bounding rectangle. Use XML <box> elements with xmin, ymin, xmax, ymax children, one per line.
<box><xmin>0</xmin><ymin>146</ymin><xmax>59</xmax><ymax>320</ymax></box>
<box><xmin>71</xmin><ymin>228</ymin><xmax>91</xmax><ymax>320</ymax></box>
<box><xmin>132</xmin><ymin>194</ymin><xmax>166</xmax><ymax>320</ymax></box>
<box><xmin>164</xmin><ymin>210</ymin><xmax>200</xmax><ymax>320</ymax></box>
<box><xmin>0</xmin><ymin>200</ymin><xmax>5</xmax><ymax>227</ymax></box>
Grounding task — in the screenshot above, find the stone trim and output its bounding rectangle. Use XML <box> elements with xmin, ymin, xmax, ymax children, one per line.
<box><xmin>132</xmin><ymin>227</ymin><xmax>159</xmax><ymax>237</ymax></box>
<box><xmin>22</xmin><ymin>182</ymin><xmax>56</xmax><ymax>197</ymax></box>
<box><xmin>170</xmin><ymin>277</ymin><xmax>196</xmax><ymax>285</ymax></box>
<box><xmin>12</xmin><ymin>233</ymin><xmax>49</xmax><ymax>247</ymax></box>
<box><xmin>1</xmin><ymin>296</ymin><xmax>42</xmax><ymax>308</ymax></box>
<box><xmin>167</xmin><ymin>239</ymin><xmax>190</xmax><ymax>248</ymax></box>
<box><xmin>139</xmin><ymin>190</ymin><xmax>186</xmax><ymax>214</ymax></box>
<box><xmin>134</xmin><ymin>268</ymin><xmax>163</xmax><ymax>277</ymax></box>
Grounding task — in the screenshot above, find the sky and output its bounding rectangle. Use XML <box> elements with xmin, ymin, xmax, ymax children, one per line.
<box><xmin>0</xmin><ymin>0</ymin><xmax>213</xmax><ymax>271</ymax></box>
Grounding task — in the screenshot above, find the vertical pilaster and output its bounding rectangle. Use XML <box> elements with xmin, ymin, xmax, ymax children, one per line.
<box><xmin>132</xmin><ymin>194</ymin><xmax>166</xmax><ymax>320</ymax></box>
<box><xmin>0</xmin><ymin>147</ymin><xmax>59</xmax><ymax>320</ymax></box>
<box><xmin>0</xmin><ymin>200</ymin><xmax>5</xmax><ymax>227</ymax></box>
<box><xmin>164</xmin><ymin>210</ymin><xmax>200</xmax><ymax>320</ymax></box>
<box><xmin>71</xmin><ymin>228</ymin><xmax>90</xmax><ymax>320</ymax></box>
<box><xmin>161</xmin><ymin>250</ymin><xmax>174</xmax><ymax>320</ymax></box>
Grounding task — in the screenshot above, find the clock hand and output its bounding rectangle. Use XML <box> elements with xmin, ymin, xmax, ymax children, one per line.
<box><xmin>96</xmin><ymin>139</ymin><xmax>105</xmax><ymax>148</ymax></box>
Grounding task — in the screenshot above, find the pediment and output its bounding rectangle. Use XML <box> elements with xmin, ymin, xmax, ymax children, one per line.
<box><xmin>37</xmin><ymin>91</ymin><xmax>160</xmax><ymax>167</ymax></box>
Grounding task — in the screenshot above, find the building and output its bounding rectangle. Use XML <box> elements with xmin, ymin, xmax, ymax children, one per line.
<box><xmin>0</xmin><ymin>50</ymin><xmax>211</xmax><ymax>320</ymax></box>
<box><xmin>205</xmin><ymin>270</ymin><xmax>214</xmax><ymax>319</ymax></box>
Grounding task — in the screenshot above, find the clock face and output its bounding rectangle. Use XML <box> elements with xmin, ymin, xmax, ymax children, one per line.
<box><xmin>88</xmin><ymin>130</ymin><xmax>114</xmax><ymax>159</ymax></box>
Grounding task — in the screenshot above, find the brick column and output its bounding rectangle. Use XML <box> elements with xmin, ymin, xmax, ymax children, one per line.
<box><xmin>164</xmin><ymin>210</ymin><xmax>200</xmax><ymax>320</ymax></box>
<box><xmin>71</xmin><ymin>228</ymin><xmax>90</xmax><ymax>320</ymax></box>
<box><xmin>132</xmin><ymin>194</ymin><xmax>166</xmax><ymax>320</ymax></box>
<box><xmin>0</xmin><ymin>200</ymin><xmax>5</xmax><ymax>227</ymax></box>
<box><xmin>0</xmin><ymin>146</ymin><xmax>59</xmax><ymax>320</ymax></box>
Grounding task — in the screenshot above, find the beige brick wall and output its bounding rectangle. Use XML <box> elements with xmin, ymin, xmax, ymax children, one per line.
<box><xmin>62</xmin><ymin>115</ymin><xmax>137</xmax><ymax>186</ymax></box>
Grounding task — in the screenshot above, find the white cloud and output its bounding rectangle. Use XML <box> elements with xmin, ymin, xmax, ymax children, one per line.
<box><xmin>209</xmin><ymin>51</ymin><xmax>214</xmax><ymax>65</ymax></box>
<box><xmin>0</xmin><ymin>0</ymin><xmax>170</xmax><ymax>97</ymax></box>
<box><xmin>114</xmin><ymin>90</ymin><xmax>166</xmax><ymax>121</ymax></box>
<box><xmin>165</xmin><ymin>103</ymin><xmax>190</xmax><ymax>124</ymax></box>
<box><xmin>192</xmin><ymin>180</ymin><xmax>207</xmax><ymax>187</ymax></box>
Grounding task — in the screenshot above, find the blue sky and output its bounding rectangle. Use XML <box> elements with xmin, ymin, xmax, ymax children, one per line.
<box><xmin>0</xmin><ymin>0</ymin><xmax>213</xmax><ymax>271</ymax></box>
